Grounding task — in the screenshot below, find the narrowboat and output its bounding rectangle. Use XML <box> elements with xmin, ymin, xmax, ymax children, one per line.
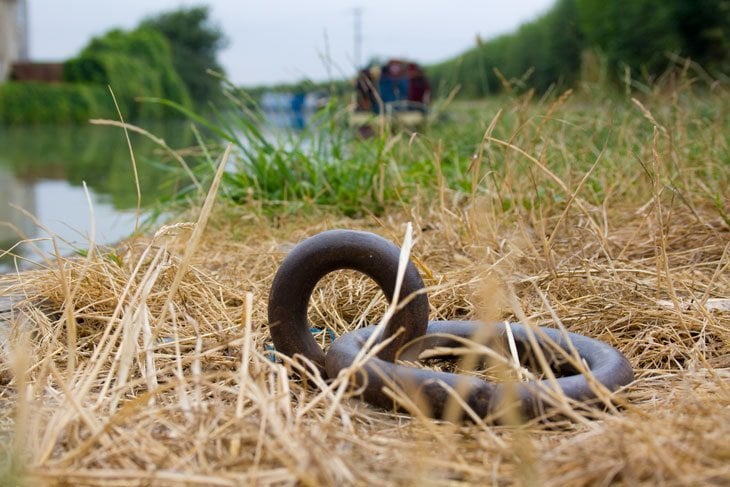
<box><xmin>351</xmin><ymin>59</ymin><xmax>431</xmax><ymax>135</ymax></box>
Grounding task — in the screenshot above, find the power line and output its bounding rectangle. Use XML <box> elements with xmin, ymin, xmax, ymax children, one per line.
<box><xmin>353</xmin><ymin>7</ymin><xmax>362</xmax><ymax>68</ymax></box>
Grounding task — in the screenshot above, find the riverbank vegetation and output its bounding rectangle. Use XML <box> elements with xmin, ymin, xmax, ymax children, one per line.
<box><xmin>0</xmin><ymin>81</ymin><xmax>113</xmax><ymax>125</ymax></box>
<box><xmin>162</xmin><ymin>63</ymin><xmax>728</xmax><ymax>223</ymax></box>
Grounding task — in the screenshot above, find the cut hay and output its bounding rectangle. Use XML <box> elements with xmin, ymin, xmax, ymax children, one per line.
<box><xmin>2</xmin><ymin>195</ymin><xmax>727</xmax><ymax>485</ymax></box>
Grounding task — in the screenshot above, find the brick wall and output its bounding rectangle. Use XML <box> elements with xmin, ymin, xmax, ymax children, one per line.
<box><xmin>10</xmin><ymin>62</ymin><xmax>64</xmax><ymax>83</ymax></box>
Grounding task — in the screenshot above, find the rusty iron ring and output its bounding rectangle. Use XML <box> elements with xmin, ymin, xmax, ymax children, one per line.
<box><xmin>324</xmin><ymin>320</ymin><xmax>634</xmax><ymax>421</ymax></box>
<box><xmin>268</xmin><ymin>229</ymin><xmax>429</xmax><ymax>374</ymax></box>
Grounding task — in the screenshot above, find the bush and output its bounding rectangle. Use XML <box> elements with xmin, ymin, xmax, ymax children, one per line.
<box><xmin>0</xmin><ymin>82</ymin><xmax>114</xmax><ymax>125</ymax></box>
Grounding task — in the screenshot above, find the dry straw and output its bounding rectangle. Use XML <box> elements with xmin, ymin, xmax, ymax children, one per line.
<box><xmin>1</xmin><ymin>81</ymin><xmax>729</xmax><ymax>485</ymax></box>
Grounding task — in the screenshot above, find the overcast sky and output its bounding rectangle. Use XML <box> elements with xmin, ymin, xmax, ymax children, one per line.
<box><xmin>28</xmin><ymin>0</ymin><xmax>555</xmax><ymax>86</ymax></box>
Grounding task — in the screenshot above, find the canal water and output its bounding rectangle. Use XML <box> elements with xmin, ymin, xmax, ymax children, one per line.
<box><xmin>0</xmin><ymin>101</ymin><xmax>325</xmax><ymax>273</ymax></box>
<box><xmin>0</xmin><ymin>121</ymin><xmax>195</xmax><ymax>272</ymax></box>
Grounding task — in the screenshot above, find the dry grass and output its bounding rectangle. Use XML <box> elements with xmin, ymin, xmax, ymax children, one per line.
<box><xmin>1</xmin><ymin>80</ymin><xmax>729</xmax><ymax>485</ymax></box>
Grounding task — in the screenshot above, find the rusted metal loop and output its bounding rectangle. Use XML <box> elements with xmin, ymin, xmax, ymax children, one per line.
<box><xmin>324</xmin><ymin>320</ymin><xmax>634</xmax><ymax>421</ymax></box>
<box><xmin>268</xmin><ymin>229</ymin><xmax>429</xmax><ymax>375</ymax></box>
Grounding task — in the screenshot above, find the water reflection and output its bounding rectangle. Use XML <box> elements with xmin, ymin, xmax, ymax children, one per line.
<box><xmin>260</xmin><ymin>90</ymin><xmax>329</xmax><ymax>131</ymax></box>
<box><xmin>0</xmin><ymin>121</ymin><xmax>194</xmax><ymax>271</ymax></box>
<box><xmin>0</xmin><ymin>164</ymin><xmax>36</xmax><ymax>253</ymax></box>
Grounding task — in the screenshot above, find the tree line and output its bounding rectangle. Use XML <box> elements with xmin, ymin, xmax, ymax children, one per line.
<box><xmin>427</xmin><ymin>0</ymin><xmax>730</xmax><ymax>98</ymax></box>
<box><xmin>0</xmin><ymin>6</ymin><xmax>226</xmax><ymax>124</ymax></box>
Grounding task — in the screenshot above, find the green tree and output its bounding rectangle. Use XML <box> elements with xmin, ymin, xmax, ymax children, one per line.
<box><xmin>576</xmin><ymin>0</ymin><xmax>683</xmax><ymax>76</ymax></box>
<box><xmin>428</xmin><ymin>0</ymin><xmax>584</xmax><ymax>96</ymax></box>
<box><xmin>539</xmin><ymin>0</ymin><xmax>584</xmax><ymax>89</ymax></box>
<box><xmin>675</xmin><ymin>0</ymin><xmax>730</xmax><ymax>73</ymax></box>
<box><xmin>142</xmin><ymin>6</ymin><xmax>229</xmax><ymax>106</ymax></box>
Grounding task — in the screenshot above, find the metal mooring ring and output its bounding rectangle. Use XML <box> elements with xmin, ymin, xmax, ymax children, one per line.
<box><xmin>267</xmin><ymin>229</ymin><xmax>429</xmax><ymax>374</ymax></box>
<box><xmin>325</xmin><ymin>320</ymin><xmax>634</xmax><ymax>421</ymax></box>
